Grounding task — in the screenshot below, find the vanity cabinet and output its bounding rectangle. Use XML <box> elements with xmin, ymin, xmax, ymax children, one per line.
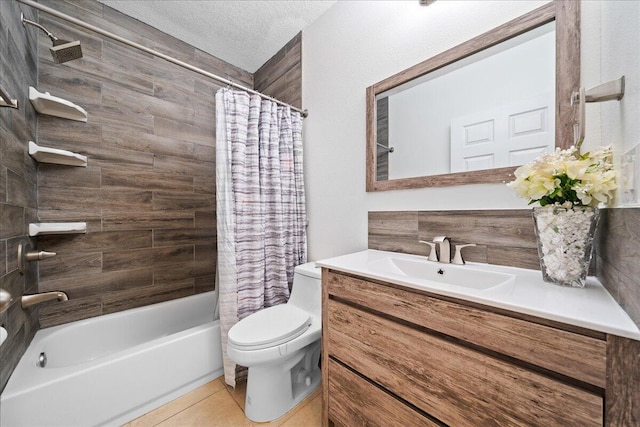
<box><xmin>321</xmin><ymin>269</ymin><xmax>609</xmax><ymax>427</ymax></box>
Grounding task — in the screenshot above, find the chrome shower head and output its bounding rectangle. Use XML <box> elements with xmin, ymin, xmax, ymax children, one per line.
<box><xmin>21</xmin><ymin>13</ymin><xmax>83</xmax><ymax>64</ymax></box>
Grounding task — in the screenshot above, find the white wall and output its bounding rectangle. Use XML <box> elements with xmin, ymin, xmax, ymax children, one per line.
<box><xmin>302</xmin><ymin>0</ymin><xmax>617</xmax><ymax>261</ymax></box>
<box><xmin>598</xmin><ymin>1</ymin><xmax>640</xmax><ymax>206</ymax></box>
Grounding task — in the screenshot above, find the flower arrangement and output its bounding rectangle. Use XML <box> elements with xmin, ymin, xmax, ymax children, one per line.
<box><xmin>507</xmin><ymin>145</ymin><xmax>617</xmax><ymax>208</ymax></box>
<box><xmin>508</xmin><ymin>145</ymin><xmax>616</xmax><ymax>287</ymax></box>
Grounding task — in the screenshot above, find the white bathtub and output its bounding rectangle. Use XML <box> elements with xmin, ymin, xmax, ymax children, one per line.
<box><xmin>0</xmin><ymin>291</ymin><xmax>223</xmax><ymax>427</ymax></box>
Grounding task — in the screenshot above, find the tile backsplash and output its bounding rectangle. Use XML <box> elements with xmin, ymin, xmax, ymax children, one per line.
<box><xmin>369</xmin><ymin>210</ymin><xmax>539</xmax><ymax>270</ymax></box>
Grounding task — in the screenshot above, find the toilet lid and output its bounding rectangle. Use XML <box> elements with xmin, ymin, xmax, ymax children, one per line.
<box><xmin>228</xmin><ymin>304</ymin><xmax>312</xmax><ymax>350</ymax></box>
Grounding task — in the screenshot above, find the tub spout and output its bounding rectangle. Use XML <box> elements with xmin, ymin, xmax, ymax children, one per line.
<box><xmin>21</xmin><ymin>291</ymin><xmax>68</xmax><ymax>309</ymax></box>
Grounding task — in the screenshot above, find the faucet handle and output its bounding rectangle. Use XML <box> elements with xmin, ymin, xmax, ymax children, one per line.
<box><xmin>418</xmin><ymin>241</ymin><xmax>438</xmax><ymax>262</ymax></box>
<box><xmin>25</xmin><ymin>250</ymin><xmax>57</xmax><ymax>261</ymax></box>
<box><xmin>452</xmin><ymin>244</ymin><xmax>476</xmax><ymax>265</ymax></box>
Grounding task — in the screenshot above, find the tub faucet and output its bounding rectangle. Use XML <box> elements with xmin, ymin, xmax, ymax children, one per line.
<box><xmin>21</xmin><ymin>291</ymin><xmax>68</xmax><ymax>309</ymax></box>
<box><xmin>433</xmin><ymin>236</ymin><xmax>451</xmax><ymax>264</ymax></box>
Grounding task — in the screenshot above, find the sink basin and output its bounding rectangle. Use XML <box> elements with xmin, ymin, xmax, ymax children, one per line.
<box><xmin>368</xmin><ymin>257</ymin><xmax>516</xmax><ymax>290</ymax></box>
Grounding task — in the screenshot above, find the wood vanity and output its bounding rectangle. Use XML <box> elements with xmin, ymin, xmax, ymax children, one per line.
<box><xmin>320</xmin><ymin>266</ymin><xmax>640</xmax><ymax>426</ymax></box>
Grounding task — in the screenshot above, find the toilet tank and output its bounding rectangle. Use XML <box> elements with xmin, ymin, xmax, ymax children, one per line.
<box><xmin>288</xmin><ymin>262</ymin><xmax>322</xmax><ymax>316</ymax></box>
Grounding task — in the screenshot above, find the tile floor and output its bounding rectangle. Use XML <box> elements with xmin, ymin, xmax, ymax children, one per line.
<box><xmin>122</xmin><ymin>376</ymin><xmax>322</xmax><ymax>427</ymax></box>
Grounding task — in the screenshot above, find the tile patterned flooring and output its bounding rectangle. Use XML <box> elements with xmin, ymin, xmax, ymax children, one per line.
<box><xmin>122</xmin><ymin>376</ymin><xmax>322</xmax><ymax>426</ymax></box>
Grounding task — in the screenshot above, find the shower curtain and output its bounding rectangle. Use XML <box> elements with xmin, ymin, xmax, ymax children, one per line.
<box><xmin>216</xmin><ymin>88</ymin><xmax>307</xmax><ymax>387</ymax></box>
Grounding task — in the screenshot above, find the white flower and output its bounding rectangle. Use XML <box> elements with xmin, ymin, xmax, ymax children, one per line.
<box><xmin>507</xmin><ymin>145</ymin><xmax>616</xmax><ymax>208</ymax></box>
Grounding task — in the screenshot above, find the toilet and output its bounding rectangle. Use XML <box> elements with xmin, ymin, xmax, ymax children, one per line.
<box><xmin>227</xmin><ymin>262</ymin><xmax>322</xmax><ymax>422</ymax></box>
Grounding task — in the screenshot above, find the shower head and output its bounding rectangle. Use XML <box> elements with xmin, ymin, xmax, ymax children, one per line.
<box><xmin>50</xmin><ymin>39</ymin><xmax>83</xmax><ymax>64</ymax></box>
<box><xmin>21</xmin><ymin>13</ymin><xmax>83</xmax><ymax>64</ymax></box>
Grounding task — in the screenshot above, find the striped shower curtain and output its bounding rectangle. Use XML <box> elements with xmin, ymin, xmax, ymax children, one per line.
<box><xmin>215</xmin><ymin>88</ymin><xmax>307</xmax><ymax>387</ymax></box>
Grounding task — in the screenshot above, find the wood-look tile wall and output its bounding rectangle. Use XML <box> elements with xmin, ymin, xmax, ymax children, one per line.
<box><xmin>254</xmin><ymin>32</ymin><xmax>302</xmax><ymax>109</ymax></box>
<box><xmin>596</xmin><ymin>208</ymin><xmax>640</xmax><ymax>328</ymax></box>
<box><xmin>369</xmin><ymin>210</ymin><xmax>540</xmax><ymax>270</ymax></box>
<box><xmin>0</xmin><ymin>1</ymin><xmax>39</xmax><ymax>393</ymax></box>
<box><xmin>600</xmin><ymin>211</ymin><xmax>640</xmax><ymax>427</ymax></box>
<box><xmin>34</xmin><ymin>0</ymin><xmax>252</xmax><ymax>328</ymax></box>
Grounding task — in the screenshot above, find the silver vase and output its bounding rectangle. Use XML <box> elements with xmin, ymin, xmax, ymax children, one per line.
<box><xmin>532</xmin><ymin>206</ymin><xmax>600</xmax><ymax>288</ymax></box>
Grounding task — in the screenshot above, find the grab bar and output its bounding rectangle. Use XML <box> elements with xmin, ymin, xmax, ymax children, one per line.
<box><xmin>0</xmin><ymin>84</ymin><xmax>19</xmax><ymax>109</ymax></box>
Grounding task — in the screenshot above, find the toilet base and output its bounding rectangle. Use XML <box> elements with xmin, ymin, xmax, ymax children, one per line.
<box><xmin>244</xmin><ymin>343</ymin><xmax>321</xmax><ymax>422</ymax></box>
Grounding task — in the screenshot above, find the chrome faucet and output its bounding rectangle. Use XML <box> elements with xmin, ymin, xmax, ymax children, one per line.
<box><xmin>433</xmin><ymin>236</ymin><xmax>451</xmax><ymax>263</ymax></box>
<box><xmin>21</xmin><ymin>291</ymin><xmax>68</xmax><ymax>309</ymax></box>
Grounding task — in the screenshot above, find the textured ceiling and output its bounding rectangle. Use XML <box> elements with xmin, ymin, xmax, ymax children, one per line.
<box><xmin>99</xmin><ymin>0</ymin><xmax>337</xmax><ymax>73</ymax></box>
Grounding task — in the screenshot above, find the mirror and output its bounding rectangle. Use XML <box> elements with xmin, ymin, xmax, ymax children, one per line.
<box><xmin>379</xmin><ymin>23</ymin><xmax>556</xmax><ymax>180</ymax></box>
<box><xmin>366</xmin><ymin>1</ymin><xmax>580</xmax><ymax>191</ymax></box>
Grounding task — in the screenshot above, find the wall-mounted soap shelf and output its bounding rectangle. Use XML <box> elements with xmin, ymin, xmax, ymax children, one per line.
<box><xmin>29</xmin><ymin>86</ymin><xmax>87</xmax><ymax>122</ymax></box>
<box><xmin>29</xmin><ymin>222</ymin><xmax>87</xmax><ymax>237</ymax></box>
<box><xmin>29</xmin><ymin>141</ymin><xmax>87</xmax><ymax>167</ymax></box>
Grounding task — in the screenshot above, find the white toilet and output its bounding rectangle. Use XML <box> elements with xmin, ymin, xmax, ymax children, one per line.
<box><xmin>227</xmin><ymin>262</ymin><xmax>322</xmax><ymax>422</ymax></box>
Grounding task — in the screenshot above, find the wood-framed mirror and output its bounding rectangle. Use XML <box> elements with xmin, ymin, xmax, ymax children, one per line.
<box><xmin>366</xmin><ymin>1</ymin><xmax>580</xmax><ymax>191</ymax></box>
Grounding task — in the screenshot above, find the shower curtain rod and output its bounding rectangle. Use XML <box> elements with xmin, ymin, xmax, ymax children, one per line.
<box><xmin>16</xmin><ymin>0</ymin><xmax>309</xmax><ymax>118</ymax></box>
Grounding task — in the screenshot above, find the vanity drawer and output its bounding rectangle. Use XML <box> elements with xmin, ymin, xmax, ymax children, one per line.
<box><xmin>327</xmin><ymin>298</ymin><xmax>603</xmax><ymax>427</ymax></box>
<box><xmin>325</xmin><ymin>271</ymin><xmax>606</xmax><ymax>388</ymax></box>
<box><xmin>328</xmin><ymin>359</ymin><xmax>439</xmax><ymax>427</ymax></box>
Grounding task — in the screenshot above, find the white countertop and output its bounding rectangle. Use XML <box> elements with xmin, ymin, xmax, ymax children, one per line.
<box><xmin>316</xmin><ymin>249</ymin><xmax>640</xmax><ymax>341</ymax></box>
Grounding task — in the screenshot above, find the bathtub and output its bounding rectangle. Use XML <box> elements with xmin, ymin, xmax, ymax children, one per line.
<box><xmin>0</xmin><ymin>291</ymin><xmax>223</xmax><ymax>427</ymax></box>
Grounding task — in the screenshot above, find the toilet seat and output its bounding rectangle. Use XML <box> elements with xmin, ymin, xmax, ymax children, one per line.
<box><xmin>228</xmin><ymin>304</ymin><xmax>312</xmax><ymax>351</ymax></box>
